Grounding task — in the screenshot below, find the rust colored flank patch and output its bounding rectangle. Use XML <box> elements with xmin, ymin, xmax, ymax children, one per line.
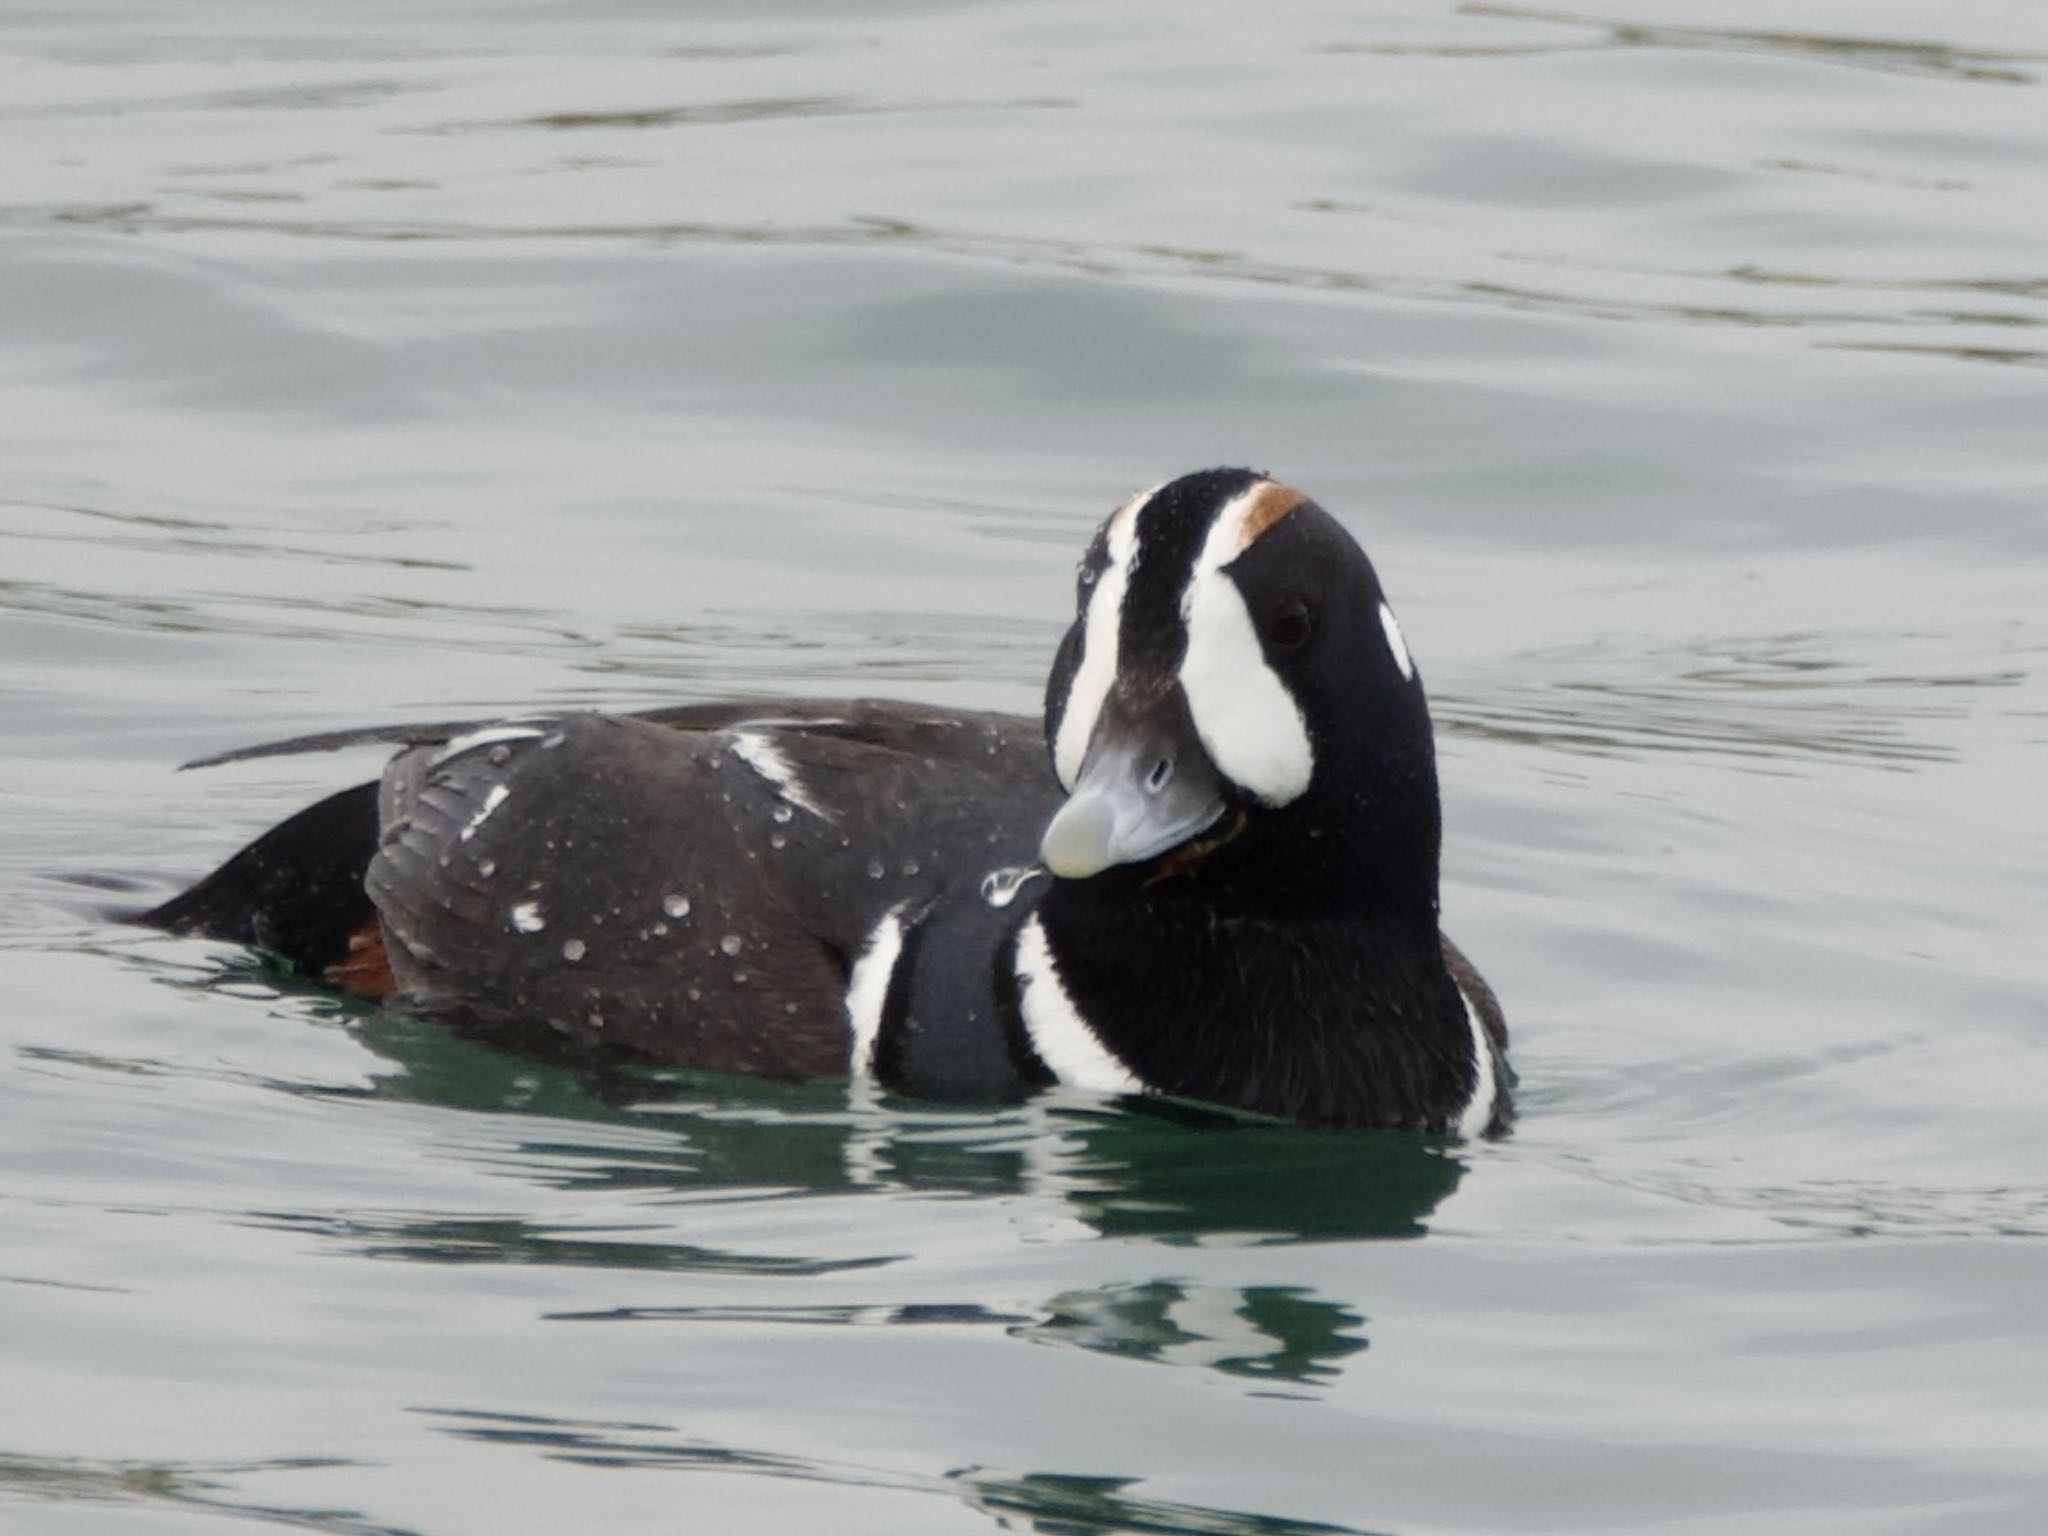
<box><xmin>325</xmin><ymin>920</ymin><xmax>395</xmax><ymax>999</ymax></box>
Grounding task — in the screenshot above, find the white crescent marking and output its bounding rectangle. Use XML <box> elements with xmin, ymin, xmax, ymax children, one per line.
<box><xmin>1014</xmin><ymin>916</ymin><xmax>1143</xmax><ymax>1093</ymax></box>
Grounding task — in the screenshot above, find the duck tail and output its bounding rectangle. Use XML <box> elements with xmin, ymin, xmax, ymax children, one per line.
<box><xmin>138</xmin><ymin>781</ymin><xmax>382</xmax><ymax>985</ymax></box>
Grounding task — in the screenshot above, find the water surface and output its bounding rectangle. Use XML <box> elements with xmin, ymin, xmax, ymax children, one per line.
<box><xmin>3</xmin><ymin>2</ymin><xmax>2045</xmax><ymax>1532</ymax></box>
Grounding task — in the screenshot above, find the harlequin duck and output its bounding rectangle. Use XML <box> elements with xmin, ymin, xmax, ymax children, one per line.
<box><xmin>144</xmin><ymin>468</ymin><xmax>1509</xmax><ymax>1134</ymax></box>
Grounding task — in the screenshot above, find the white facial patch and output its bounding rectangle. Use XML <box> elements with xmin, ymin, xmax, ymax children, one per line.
<box><xmin>844</xmin><ymin>904</ymin><xmax>910</xmax><ymax>1078</ymax></box>
<box><xmin>1014</xmin><ymin>916</ymin><xmax>1143</xmax><ymax>1093</ymax></box>
<box><xmin>1379</xmin><ymin>602</ymin><xmax>1415</xmax><ymax>682</ymax></box>
<box><xmin>1177</xmin><ymin>484</ymin><xmax>1315</xmax><ymax>807</ymax></box>
<box><xmin>1052</xmin><ymin>486</ymin><xmax>1153</xmax><ymax>790</ymax></box>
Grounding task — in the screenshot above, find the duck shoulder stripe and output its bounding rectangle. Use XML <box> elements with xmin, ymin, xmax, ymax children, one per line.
<box><xmin>845</xmin><ymin>903</ymin><xmax>916</xmax><ymax>1078</ymax></box>
<box><xmin>728</xmin><ymin>729</ymin><xmax>833</xmax><ymax>820</ymax></box>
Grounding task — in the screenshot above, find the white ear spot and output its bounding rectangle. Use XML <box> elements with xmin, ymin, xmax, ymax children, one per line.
<box><xmin>1378</xmin><ymin>602</ymin><xmax>1414</xmax><ymax>681</ymax></box>
<box><xmin>1178</xmin><ymin>485</ymin><xmax>1315</xmax><ymax>807</ymax></box>
<box><xmin>1053</xmin><ymin>487</ymin><xmax>1152</xmax><ymax>790</ymax></box>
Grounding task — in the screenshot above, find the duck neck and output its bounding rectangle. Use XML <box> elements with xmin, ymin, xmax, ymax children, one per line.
<box><xmin>1028</xmin><ymin>871</ymin><xmax>1472</xmax><ymax>1129</ymax></box>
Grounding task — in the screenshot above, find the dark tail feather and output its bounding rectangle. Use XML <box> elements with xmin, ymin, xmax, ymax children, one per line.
<box><xmin>139</xmin><ymin>781</ymin><xmax>380</xmax><ymax>976</ymax></box>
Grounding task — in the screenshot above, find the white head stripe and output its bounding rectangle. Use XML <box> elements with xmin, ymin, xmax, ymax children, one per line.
<box><xmin>845</xmin><ymin>904</ymin><xmax>911</xmax><ymax>1078</ymax></box>
<box><xmin>1454</xmin><ymin>984</ymin><xmax>1498</xmax><ymax>1139</ymax></box>
<box><xmin>1177</xmin><ymin>483</ymin><xmax>1315</xmax><ymax>807</ymax></box>
<box><xmin>1053</xmin><ymin>485</ymin><xmax>1154</xmax><ymax>789</ymax></box>
<box><xmin>1378</xmin><ymin>602</ymin><xmax>1414</xmax><ymax>682</ymax></box>
<box><xmin>1014</xmin><ymin>916</ymin><xmax>1144</xmax><ymax>1093</ymax></box>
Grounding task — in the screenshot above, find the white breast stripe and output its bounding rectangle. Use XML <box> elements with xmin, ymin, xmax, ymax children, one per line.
<box><xmin>1053</xmin><ymin>487</ymin><xmax>1152</xmax><ymax>790</ymax></box>
<box><xmin>1178</xmin><ymin>484</ymin><xmax>1315</xmax><ymax>807</ymax></box>
<box><xmin>845</xmin><ymin>904</ymin><xmax>910</xmax><ymax>1078</ymax></box>
<box><xmin>1378</xmin><ymin>602</ymin><xmax>1415</xmax><ymax>682</ymax></box>
<box><xmin>729</xmin><ymin>730</ymin><xmax>832</xmax><ymax>820</ymax></box>
<box><xmin>1454</xmin><ymin>984</ymin><xmax>1498</xmax><ymax>1140</ymax></box>
<box><xmin>1014</xmin><ymin>916</ymin><xmax>1144</xmax><ymax>1094</ymax></box>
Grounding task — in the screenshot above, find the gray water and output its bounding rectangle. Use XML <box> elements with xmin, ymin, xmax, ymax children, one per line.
<box><xmin>3</xmin><ymin>2</ymin><xmax>2046</xmax><ymax>1532</ymax></box>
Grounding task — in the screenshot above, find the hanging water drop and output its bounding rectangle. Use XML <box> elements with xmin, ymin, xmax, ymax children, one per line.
<box><xmin>980</xmin><ymin>865</ymin><xmax>1046</xmax><ymax>909</ymax></box>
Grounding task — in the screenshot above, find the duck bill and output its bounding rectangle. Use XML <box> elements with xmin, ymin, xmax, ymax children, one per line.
<box><xmin>1039</xmin><ymin>698</ymin><xmax>1227</xmax><ymax>880</ymax></box>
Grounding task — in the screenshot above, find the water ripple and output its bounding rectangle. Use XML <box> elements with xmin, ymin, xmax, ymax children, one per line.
<box><xmin>1454</xmin><ymin>5</ymin><xmax>2048</xmax><ymax>85</ymax></box>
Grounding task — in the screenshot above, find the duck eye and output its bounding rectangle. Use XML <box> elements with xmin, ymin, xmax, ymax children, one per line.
<box><xmin>1264</xmin><ymin>598</ymin><xmax>1313</xmax><ymax>651</ymax></box>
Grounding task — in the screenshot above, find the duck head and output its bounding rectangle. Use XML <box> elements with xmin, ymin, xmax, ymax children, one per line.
<box><xmin>1040</xmin><ymin>467</ymin><xmax>1442</xmax><ymax>914</ymax></box>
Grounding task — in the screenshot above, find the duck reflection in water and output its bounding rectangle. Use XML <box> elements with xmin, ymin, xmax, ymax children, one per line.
<box><xmin>1020</xmin><ymin>1280</ymin><xmax>1367</xmax><ymax>1390</ymax></box>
